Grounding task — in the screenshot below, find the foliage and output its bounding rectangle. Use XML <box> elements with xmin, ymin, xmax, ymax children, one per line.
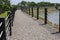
<box><xmin>17</xmin><ymin>1</ymin><xmax>60</xmax><ymax>7</ymax></box>
<box><xmin>0</xmin><ymin>0</ymin><xmax>11</xmax><ymax>14</ymax></box>
<box><xmin>27</xmin><ymin>2</ymin><xmax>36</xmax><ymax>7</ymax></box>
<box><xmin>20</xmin><ymin>1</ymin><xmax>27</xmax><ymax>6</ymax></box>
<box><xmin>37</xmin><ymin>2</ymin><xmax>55</xmax><ymax>7</ymax></box>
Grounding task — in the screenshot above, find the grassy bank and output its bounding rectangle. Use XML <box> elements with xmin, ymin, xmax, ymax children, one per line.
<box><xmin>27</xmin><ymin>7</ymin><xmax>59</xmax><ymax>29</ymax></box>
<box><xmin>0</xmin><ymin>11</ymin><xmax>10</xmax><ymax>18</ymax></box>
<box><xmin>39</xmin><ymin>17</ymin><xmax>59</xmax><ymax>29</ymax></box>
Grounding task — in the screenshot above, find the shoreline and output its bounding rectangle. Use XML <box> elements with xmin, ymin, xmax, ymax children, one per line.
<box><xmin>27</xmin><ymin>7</ymin><xmax>59</xmax><ymax>29</ymax></box>
<box><xmin>39</xmin><ymin>17</ymin><xmax>59</xmax><ymax>29</ymax></box>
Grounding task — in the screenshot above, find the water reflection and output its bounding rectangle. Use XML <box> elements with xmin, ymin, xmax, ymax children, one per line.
<box><xmin>48</xmin><ymin>11</ymin><xmax>59</xmax><ymax>25</ymax></box>
<box><xmin>39</xmin><ymin>11</ymin><xmax>59</xmax><ymax>25</ymax></box>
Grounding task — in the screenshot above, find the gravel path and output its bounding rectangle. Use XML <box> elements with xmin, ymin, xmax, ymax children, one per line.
<box><xmin>10</xmin><ymin>10</ymin><xmax>60</xmax><ymax>40</ymax></box>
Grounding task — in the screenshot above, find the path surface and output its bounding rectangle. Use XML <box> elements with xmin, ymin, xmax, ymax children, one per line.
<box><xmin>10</xmin><ymin>10</ymin><xmax>60</xmax><ymax>40</ymax></box>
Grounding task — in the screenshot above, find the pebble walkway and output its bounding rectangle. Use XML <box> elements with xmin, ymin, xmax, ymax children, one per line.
<box><xmin>10</xmin><ymin>10</ymin><xmax>60</xmax><ymax>40</ymax></box>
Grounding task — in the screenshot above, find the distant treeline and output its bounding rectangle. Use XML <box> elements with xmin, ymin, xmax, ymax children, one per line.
<box><xmin>17</xmin><ymin>1</ymin><xmax>60</xmax><ymax>7</ymax></box>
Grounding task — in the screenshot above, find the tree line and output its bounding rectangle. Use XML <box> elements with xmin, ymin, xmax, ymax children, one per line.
<box><xmin>17</xmin><ymin>1</ymin><xmax>60</xmax><ymax>7</ymax></box>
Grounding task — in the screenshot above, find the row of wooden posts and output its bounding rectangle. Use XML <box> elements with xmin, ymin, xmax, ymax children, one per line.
<box><xmin>0</xmin><ymin>8</ymin><xmax>16</xmax><ymax>40</ymax></box>
<box><xmin>21</xmin><ymin>6</ymin><xmax>60</xmax><ymax>32</ymax></box>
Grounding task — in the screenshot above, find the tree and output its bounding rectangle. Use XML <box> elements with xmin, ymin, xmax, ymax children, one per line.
<box><xmin>37</xmin><ymin>2</ymin><xmax>55</xmax><ymax>7</ymax></box>
<box><xmin>0</xmin><ymin>0</ymin><xmax>11</xmax><ymax>13</ymax></box>
<box><xmin>20</xmin><ymin>1</ymin><xmax>27</xmax><ymax>6</ymax></box>
<box><xmin>27</xmin><ymin>2</ymin><xmax>36</xmax><ymax>7</ymax></box>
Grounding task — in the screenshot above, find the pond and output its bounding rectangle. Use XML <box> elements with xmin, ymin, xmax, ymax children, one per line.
<box><xmin>39</xmin><ymin>10</ymin><xmax>59</xmax><ymax>25</ymax></box>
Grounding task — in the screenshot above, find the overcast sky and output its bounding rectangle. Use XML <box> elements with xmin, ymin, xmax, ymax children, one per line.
<box><xmin>10</xmin><ymin>0</ymin><xmax>60</xmax><ymax>5</ymax></box>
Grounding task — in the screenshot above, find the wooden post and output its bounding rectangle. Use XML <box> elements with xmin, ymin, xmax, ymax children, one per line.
<box><xmin>59</xmin><ymin>9</ymin><xmax>60</xmax><ymax>32</ymax></box>
<box><xmin>45</xmin><ymin>8</ymin><xmax>47</xmax><ymax>24</ymax></box>
<box><xmin>29</xmin><ymin>7</ymin><xmax>30</xmax><ymax>15</ymax></box>
<box><xmin>32</xmin><ymin>7</ymin><xmax>34</xmax><ymax>17</ymax></box>
<box><xmin>0</xmin><ymin>18</ymin><xmax>7</xmax><ymax>40</ymax></box>
<box><xmin>3</xmin><ymin>18</ymin><xmax>7</xmax><ymax>40</ymax></box>
<box><xmin>27</xmin><ymin>7</ymin><xmax>28</xmax><ymax>14</ymax></box>
<box><xmin>37</xmin><ymin>7</ymin><xmax>39</xmax><ymax>20</ymax></box>
<box><xmin>9</xmin><ymin>13</ymin><xmax>12</xmax><ymax>36</ymax></box>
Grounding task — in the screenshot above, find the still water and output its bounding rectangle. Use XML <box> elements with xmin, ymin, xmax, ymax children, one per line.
<box><xmin>39</xmin><ymin>11</ymin><xmax>59</xmax><ymax>25</ymax></box>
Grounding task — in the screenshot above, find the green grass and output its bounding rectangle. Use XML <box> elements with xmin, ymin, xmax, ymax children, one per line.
<box><xmin>0</xmin><ymin>11</ymin><xmax>10</xmax><ymax>18</ymax></box>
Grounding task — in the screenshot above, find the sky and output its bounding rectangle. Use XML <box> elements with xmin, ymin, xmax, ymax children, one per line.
<box><xmin>10</xmin><ymin>0</ymin><xmax>60</xmax><ymax>5</ymax></box>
